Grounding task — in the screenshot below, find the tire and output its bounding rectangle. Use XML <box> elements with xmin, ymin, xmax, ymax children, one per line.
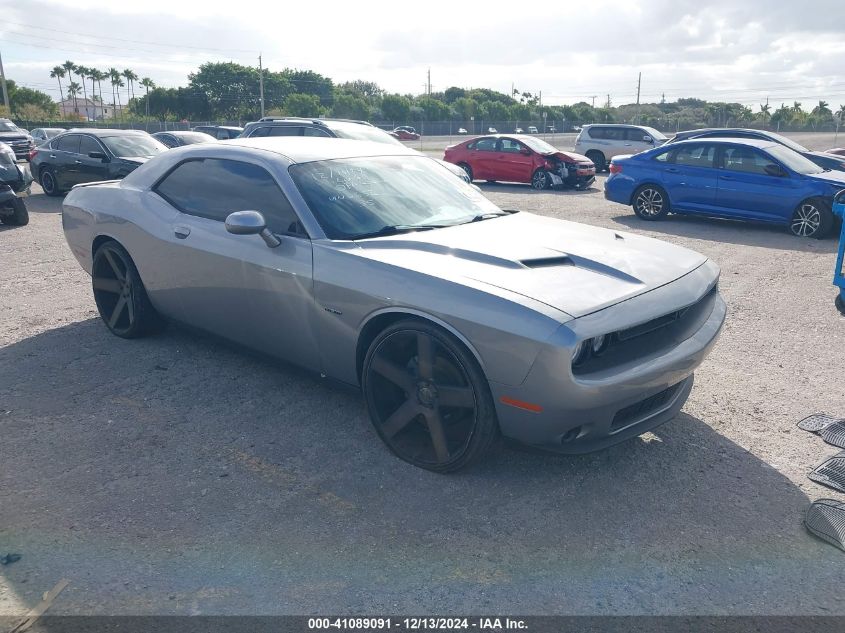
<box><xmin>789</xmin><ymin>198</ymin><xmax>833</xmax><ymax>239</ymax></box>
<box><xmin>632</xmin><ymin>184</ymin><xmax>670</xmax><ymax>220</ymax></box>
<box><xmin>586</xmin><ymin>150</ymin><xmax>606</xmax><ymax>172</ymax></box>
<box><xmin>531</xmin><ymin>169</ymin><xmax>549</xmax><ymax>190</ymax></box>
<box><xmin>1</xmin><ymin>198</ymin><xmax>29</xmax><ymax>226</ymax></box>
<box><xmin>40</xmin><ymin>167</ymin><xmax>61</xmax><ymax>197</ymax></box>
<box><xmin>458</xmin><ymin>163</ymin><xmax>473</xmax><ymax>181</ymax></box>
<box><xmin>836</xmin><ymin>294</ymin><xmax>845</xmax><ymax>316</ymax></box>
<box><xmin>362</xmin><ymin>319</ymin><xmax>500</xmax><ymax>473</ymax></box>
<box><xmin>91</xmin><ymin>241</ymin><xmax>165</xmax><ymax>338</ymax></box>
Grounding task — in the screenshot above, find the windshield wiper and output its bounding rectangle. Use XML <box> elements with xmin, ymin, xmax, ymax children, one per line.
<box><xmin>466</xmin><ymin>209</ymin><xmax>519</xmax><ymax>223</ymax></box>
<box><xmin>351</xmin><ymin>224</ymin><xmax>447</xmax><ymax>240</ymax></box>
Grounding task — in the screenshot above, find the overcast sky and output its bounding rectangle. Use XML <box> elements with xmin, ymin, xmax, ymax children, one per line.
<box><xmin>2</xmin><ymin>0</ymin><xmax>844</xmax><ymax>110</ymax></box>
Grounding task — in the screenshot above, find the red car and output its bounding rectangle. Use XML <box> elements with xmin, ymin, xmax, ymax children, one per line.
<box><xmin>391</xmin><ymin>127</ymin><xmax>421</xmax><ymax>140</ymax></box>
<box><xmin>444</xmin><ymin>135</ymin><xmax>596</xmax><ymax>189</ymax></box>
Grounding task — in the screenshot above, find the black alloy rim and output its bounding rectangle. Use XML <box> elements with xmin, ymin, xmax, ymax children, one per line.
<box><xmin>92</xmin><ymin>246</ymin><xmax>135</xmax><ymax>335</ymax></box>
<box><xmin>367</xmin><ymin>330</ymin><xmax>478</xmax><ymax>467</ymax></box>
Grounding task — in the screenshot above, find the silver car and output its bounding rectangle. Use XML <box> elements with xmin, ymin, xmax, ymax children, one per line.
<box><xmin>62</xmin><ymin>137</ymin><xmax>726</xmax><ymax>472</ymax></box>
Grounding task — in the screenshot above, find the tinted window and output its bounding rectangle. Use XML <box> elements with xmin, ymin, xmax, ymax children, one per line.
<box><xmin>722</xmin><ymin>146</ymin><xmax>773</xmax><ymax>175</ymax></box>
<box><xmin>249</xmin><ymin>126</ymin><xmax>271</xmax><ymax>138</ymax></box>
<box><xmin>303</xmin><ymin>126</ymin><xmax>331</xmax><ymax>137</ymax></box>
<box><xmin>56</xmin><ymin>135</ymin><xmax>80</xmax><ymax>153</ymax></box>
<box><xmin>474</xmin><ymin>138</ymin><xmax>498</xmax><ymax>151</ymax></box>
<box><xmin>78</xmin><ymin>136</ymin><xmax>103</xmax><ymax>155</ymax></box>
<box><xmin>591</xmin><ymin>127</ymin><xmax>625</xmax><ymax>141</ymax></box>
<box><xmin>268</xmin><ymin>126</ymin><xmax>303</xmax><ymax>137</ymax></box>
<box><xmin>499</xmin><ymin>138</ymin><xmax>525</xmax><ymax>153</ymax></box>
<box><xmin>154</xmin><ymin>158</ymin><xmax>303</xmax><ymax>235</ymax></box>
<box><xmin>674</xmin><ymin>144</ymin><xmax>715</xmax><ymax>168</ymax></box>
<box><xmin>626</xmin><ymin>128</ymin><xmax>651</xmax><ymax>142</ymax></box>
<box><xmin>101</xmin><ymin>135</ymin><xmax>166</xmax><ymax>157</ymax></box>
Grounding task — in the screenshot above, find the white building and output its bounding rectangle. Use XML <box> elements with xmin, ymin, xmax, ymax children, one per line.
<box><xmin>58</xmin><ymin>97</ymin><xmax>115</xmax><ymax>120</ymax></box>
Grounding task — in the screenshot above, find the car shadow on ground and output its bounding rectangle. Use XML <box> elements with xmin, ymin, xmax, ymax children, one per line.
<box><xmin>477</xmin><ymin>182</ymin><xmax>602</xmax><ymax>196</ymax></box>
<box><xmin>611</xmin><ymin>213</ymin><xmax>841</xmax><ymax>253</ymax></box>
<box><xmin>0</xmin><ymin>319</ymin><xmax>842</xmax><ymax>615</ymax></box>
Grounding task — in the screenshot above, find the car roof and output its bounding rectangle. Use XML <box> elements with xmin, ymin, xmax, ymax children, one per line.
<box><xmin>63</xmin><ymin>128</ymin><xmax>151</xmax><ymax>137</ymax></box>
<box><xmin>221</xmin><ymin>136</ymin><xmax>418</xmax><ymax>163</ymax></box>
<box><xmin>195</xmin><ymin>125</ymin><xmax>243</xmax><ymax>131</ymax></box>
<box><xmin>677</xmin><ymin>128</ymin><xmax>763</xmax><ymax>136</ymax></box>
<box><xmin>669</xmin><ymin>137</ymin><xmax>778</xmax><ymax>149</ymax></box>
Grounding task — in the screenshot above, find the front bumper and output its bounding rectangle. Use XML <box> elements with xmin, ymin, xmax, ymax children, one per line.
<box><xmin>489</xmin><ymin>261</ymin><xmax>726</xmax><ymax>452</ymax></box>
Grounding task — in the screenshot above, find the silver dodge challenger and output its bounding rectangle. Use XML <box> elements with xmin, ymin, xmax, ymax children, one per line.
<box><xmin>62</xmin><ymin>137</ymin><xmax>726</xmax><ymax>472</ymax></box>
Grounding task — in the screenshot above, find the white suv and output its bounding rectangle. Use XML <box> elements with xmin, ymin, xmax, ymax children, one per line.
<box><xmin>574</xmin><ymin>124</ymin><xmax>668</xmax><ymax>171</ymax></box>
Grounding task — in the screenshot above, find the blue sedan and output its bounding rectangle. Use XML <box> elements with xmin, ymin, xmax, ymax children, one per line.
<box><xmin>604</xmin><ymin>138</ymin><xmax>845</xmax><ymax>238</ymax></box>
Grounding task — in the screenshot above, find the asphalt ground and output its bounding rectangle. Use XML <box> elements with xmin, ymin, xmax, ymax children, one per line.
<box><xmin>1</xmin><ymin>145</ymin><xmax>844</xmax><ymax>616</ymax></box>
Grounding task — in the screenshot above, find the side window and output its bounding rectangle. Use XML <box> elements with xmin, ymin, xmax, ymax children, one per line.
<box><xmin>249</xmin><ymin>127</ymin><xmax>271</xmax><ymax>138</ymax></box>
<box><xmin>474</xmin><ymin>138</ymin><xmax>498</xmax><ymax>151</ymax></box>
<box><xmin>56</xmin><ymin>135</ymin><xmax>80</xmax><ymax>153</ymax></box>
<box><xmin>79</xmin><ymin>136</ymin><xmax>103</xmax><ymax>156</ymax></box>
<box><xmin>673</xmin><ymin>144</ymin><xmax>715</xmax><ymax>168</ymax></box>
<box><xmin>303</xmin><ymin>127</ymin><xmax>331</xmax><ymax>137</ymax></box>
<box><xmin>626</xmin><ymin>128</ymin><xmax>650</xmax><ymax>142</ymax></box>
<box><xmin>653</xmin><ymin>150</ymin><xmax>670</xmax><ymax>162</ymax></box>
<box><xmin>722</xmin><ymin>146</ymin><xmax>771</xmax><ymax>175</ymax></box>
<box><xmin>154</xmin><ymin>158</ymin><xmax>304</xmax><ymax>235</ymax></box>
<box><xmin>587</xmin><ymin>127</ymin><xmax>605</xmax><ymax>139</ymax></box>
<box><xmin>268</xmin><ymin>126</ymin><xmax>302</xmax><ymax>137</ymax></box>
<box><xmin>499</xmin><ymin>138</ymin><xmax>524</xmax><ymax>153</ymax></box>
<box><xmin>215</xmin><ymin>129</ymin><xmax>229</xmax><ymax>140</ymax></box>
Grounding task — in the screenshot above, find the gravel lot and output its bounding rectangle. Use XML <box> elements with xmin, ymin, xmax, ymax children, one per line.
<box><xmin>1</xmin><ymin>155</ymin><xmax>844</xmax><ymax>616</ymax></box>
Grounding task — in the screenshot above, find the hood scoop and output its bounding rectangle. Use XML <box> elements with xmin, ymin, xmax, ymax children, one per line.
<box><xmin>520</xmin><ymin>256</ymin><xmax>573</xmax><ymax>268</ymax></box>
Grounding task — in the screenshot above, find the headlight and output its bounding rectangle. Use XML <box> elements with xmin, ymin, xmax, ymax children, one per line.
<box><xmin>572</xmin><ymin>339</ymin><xmax>591</xmax><ymax>366</ymax></box>
<box><xmin>591</xmin><ymin>334</ymin><xmax>609</xmax><ymax>356</ymax></box>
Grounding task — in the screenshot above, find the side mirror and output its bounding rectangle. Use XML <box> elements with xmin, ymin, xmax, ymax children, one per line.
<box><xmin>88</xmin><ymin>151</ymin><xmax>109</xmax><ymax>162</ymax></box>
<box><xmin>224</xmin><ymin>210</ymin><xmax>280</xmax><ymax>247</ymax></box>
<box><xmin>520</xmin><ymin>147</ymin><xmax>531</xmax><ymax>156</ymax></box>
<box><xmin>643</xmin><ymin>135</ymin><xmax>653</xmax><ymax>144</ymax></box>
<box><xmin>764</xmin><ymin>163</ymin><xmax>787</xmax><ymax>177</ymax></box>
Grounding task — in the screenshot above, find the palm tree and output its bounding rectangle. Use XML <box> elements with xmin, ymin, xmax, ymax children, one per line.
<box><xmin>75</xmin><ymin>65</ymin><xmax>90</xmax><ymax>119</ymax></box>
<box><xmin>108</xmin><ymin>68</ymin><xmax>121</xmax><ymax>115</ymax></box>
<box><xmin>84</xmin><ymin>68</ymin><xmax>98</xmax><ymax>119</ymax></box>
<box><xmin>62</xmin><ymin>60</ymin><xmax>77</xmax><ymax>94</ymax></box>
<box><xmin>50</xmin><ymin>66</ymin><xmax>66</xmax><ymax>105</ymax></box>
<box><xmin>67</xmin><ymin>81</ymin><xmax>81</xmax><ymax>115</ymax></box>
<box><xmin>94</xmin><ymin>70</ymin><xmax>108</xmax><ymax>119</ymax></box>
<box><xmin>140</xmin><ymin>77</ymin><xmax>155</xmax><ymax>118</ymax></box>
<box><xmin>122</xmin><ymin>69</ymin><xmax>138</xmax><ymax>103</ymax></box>
<box><xmin>758</xmin><ymin>101</ymin><xmax>771</xmax><ymax>123</ymax></box>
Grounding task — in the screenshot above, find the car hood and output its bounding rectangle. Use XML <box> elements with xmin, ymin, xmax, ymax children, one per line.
<box><xmin>0</xmin><ymin>131</ymin><xmax>29</xmax><ymax>141</ymax></box>
<box><xmin>117</xmin><ymin>156</ymin><xmax>153</xmax><ymax>165</ymax></box>
<box><xmin>806</xmin><ymin>169</ymin><xmax>845</xmax><ymax>188</ymax></box>
<box><xmin>350</xmin><ymin>212</ymin><xmax>708</xmax><ymax>318</ymax></box>
<box><xmin>544</xmin><ymin>150</ymin><xmax>592</xmax><ymax>163</ymax></box>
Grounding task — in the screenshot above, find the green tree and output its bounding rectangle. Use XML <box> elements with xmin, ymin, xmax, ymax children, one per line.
<box><xmin>481</xmin><ymin>100</ymin><xmax>509</xmax><ymax>121</ymax></box>
<box><xmin>140</xmin><ymin>77</ymin><xmax>155</xmax><ymax>119</ymax></box>
<box><xmin>443</xmin><ymin>86</ymin><xmax>466</xmax><ymax>103</ymax></box>
<box><xmin>50</xmin><ymin>66</ymin><xmax>66</xmax><ymax>104</ymax></box>
<box><xmin>331</xmin><ymin>92</ymin><xmax>369</xmax><ymax>120</ymax></box>
<box><xmin>5</xmin><ymin>80</ymin><xmax>60</xmax><ymax>119</ymax></box>
<box><xmin>337</xmin><ymin>80</ymin><xmax>383</xmax><ymax>100</ymax></box>
<box><xmin>284</xmin><ymin>69</ymin><xmax>334</xmax><ymax>106</ymax></box>
<box><xmin>415</xmin><ymin>96</ymin><xmax>450</xmax><ymax>121</ymax></box>
<box><xmin>380</xmin><ymin>94</ymin><xmax>411</xmax><ymax>122</ymax></box>
<box><xmin>283</xmin><ymin>93</ymin><xmax>322</xmax><ymax>117</ymax></box>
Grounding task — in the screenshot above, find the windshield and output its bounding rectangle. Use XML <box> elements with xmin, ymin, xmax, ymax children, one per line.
<box><xmin>520</xmin><ymin>136</ymin><xmax>558</xmax><ymax>154</ymax></box>
<box><xmin>764</xmin><ymin>131</ymin><xmax>809</xmax><ymax>153</ymax></box>
<box><xmin>290</xmin><ymin>155</ymin><xmax>504</xmax><ymax>239</ymax></box>
<box><xmin>101</xmin><ymin>134</ymin><xmax>167</xmax><ymax>158</ymax></box>
<box><xmin>177</xmin><ymin>132</ymin><xmax>215</xmax><ymax>144</ymax></box>
<box><xmin>0</xmin><ymin>121</ymin><xmax>21</xmax><ymax>133</ymax></box>
<box><xmin>643</xmin><ymin>126</ymin><xmax>667</xmax><ymax>141</ymax></box>
<box><xmin>327</xmin><ymin>122</ymin><xmax>404</xmax><ymax>146</ymax></box>
<box><xmin>767</xmin><ymin>144</ymin><xmax>824</xmax><ymax>174</ymax></box>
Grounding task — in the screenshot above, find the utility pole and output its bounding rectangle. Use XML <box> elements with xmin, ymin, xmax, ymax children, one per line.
<box><xmin>590</xmin><ymin>95</ymin><xmax>596</xmax><ymax>108</ymax></box>
<box><xmin>0</xmin><ymin>50</ymin><xmax>9</xmax><ymax>112</ymax></box>
<box><xmin>427</xmin><ymin>68</ymin><xmax>431</xmax><ymax>96</ymax></box>
<box><xmin>258</xmin><ymin>53</ymin><xmax>265</xmax><ymax>118</ymax></box>
<box><xmin>636</xmin><ymin>72</ymin><xmax>641</xmax><ymax>105</ymax></box>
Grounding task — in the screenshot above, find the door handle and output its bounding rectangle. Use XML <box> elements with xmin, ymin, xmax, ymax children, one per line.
<box><xmin>721</xmin><ymin>175</ymin><xmax>734</xmax><ymax>181</ymax></box>
<box><xmin>50</xmin><ymin>154</ymin><xmax>56</xmax><ymax>159</ymax></box>
<box><xmin>74</xmin><ymin>160</ymin><xmax>82</xmax><ymax>164</ymax></box>
<box><xmin>666</xmin><ymin>167</ymin><xmax>680</xmax><ymax>173</ymax></box>
<box><xmin>174</xmin><ymin>225</ymin><xmax>191</xmax><ymax>239</ymax></box>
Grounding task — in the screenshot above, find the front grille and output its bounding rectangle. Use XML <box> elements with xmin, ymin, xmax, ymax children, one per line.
<box><xmin>611</xmin><ymin>383</ymin><xmax>680</xmax><ymax>431</ymax></box>
<box><xmin>617</xmin><ymin>286</ymin><xmax>716</xmax><ymax>343</ymax></box>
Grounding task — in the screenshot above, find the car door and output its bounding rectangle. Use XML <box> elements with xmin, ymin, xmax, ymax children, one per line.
<box><xmin>150</xmin><ymin>156</ymin><xmax>319</xmax><ymax>367</ymax></box>
<box><xmin>660</xmin><ymin>143</ymin><xmax>718</xmax><ymax>211</ymax></box>
<box><xmin>625</xmin><ymin>127</ymin><xmax>656</xmax><ymax>155</ymax></box>
<box><xmin>468</xmin><ymin>137</ymin><xmax>499</xmax><ymax>180</ymax></box>
<box><xmin>51</xmin><ymin>134</ymin><xmax>81</xmax><ymax>188</ymax></box>
<box><xmin>714</xmin><ymin>145</ymin><xmax>799</xmax><ymax>221</ymax></box>
<box><xmin>497</xmin><ymin>137</ymin><xmax>535</xmax><ymax>183</ymax></box>
<box><xmin>76</xmin><ymin>135</ymin><xmax>111</xmax><ymax>185</ymax></box>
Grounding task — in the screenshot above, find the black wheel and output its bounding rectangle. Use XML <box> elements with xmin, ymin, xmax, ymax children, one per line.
<box><xmin>531</xmin><ymin>169</ymin><xmax>549</xmax><ymax>190</ymax></box>
<box><xmin>40</xmin><ymin>168</ymin><xmax>61</xmax><ymax>197</ymax></box>
<box><xmin>836</xmin><ymin>294</ymin><xmax>845</xmax><ymax>316</ymax></box>
<box><xmin>632</xmin><ymin>184</ymin><xmax>670</xmax><ymax>220</ymax></box>
<box><xmin>1</xmin><ymin>198</ymin><xmax>29</xmax><ymax>226</ymax></box>
<box><xmin>789</xmin><ymin>199</ymin><xmax>833</xmax><ymax>239</ymax></box>
<box><xmin>586</xmin><ymin>150</ymin><xmax>606</xmax><ymax>172</ymax></box>
<box><xmin>458</xmin><ymin>163</ymin><xmax>473</xmax><ymax>181</ymax></box>
<box><xmin>362</xmin><ymin>320</ymin><xmax>499</xmax><ymax>473</ymax></box>
<box><xmin>91</xmin><ymin>241</ymin><xmax>164</xmax><ymax>338</ymax></box>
